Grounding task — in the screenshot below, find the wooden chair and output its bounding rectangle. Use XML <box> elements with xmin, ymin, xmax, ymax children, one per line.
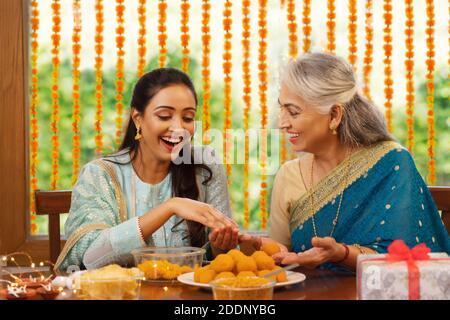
<box><xmin>34</xmin><ymin>190</ymin><xmax>72</xmax><ymax>263</ymax></box>
<box><xmin>428</xmin><ymin>186</ymin><xmax>450</xmax><ymax>235</ymax></box>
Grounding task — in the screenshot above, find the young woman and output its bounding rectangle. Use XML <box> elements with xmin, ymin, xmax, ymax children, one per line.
<box><xmin>56</xmin><ymin>68</ymin><xmax>238</xmax><ymax>272</ymax></box>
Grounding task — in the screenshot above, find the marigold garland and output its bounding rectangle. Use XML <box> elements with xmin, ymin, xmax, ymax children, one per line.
<box><xmin>302</xmin><ymin>0</ymin><xmax>311</xmax><ymax>53</ymax></box>
<box><xmin>180</xmin><ymin>0</ymin><xmax>190</xmax><ymax>73</ymax></box>
<box><xmin>348</xmin><ymin>0</ymin><xmax>358</xmax><ymax>69</ymax></box>
<box><xmin>50</xmin><ymin>0</ymin><xmax>61</xmax><ymax>190</ymax></box>
<box><xmin>71</xmin><ymin>0</ymin><xmax>82</xmax><ymax>185</ymax></box>
<box><xmin>286</xmin><ymin>0</ymin><xmax>298</xmax><ymax>58</ymax></box>
<box><xmin>137</xmin><ymin>0</ymin><xmax>146</xmax><ymax>77</ymax></box>
<box><xmin>425</xmin><ymin>0</ymin><xmax>436</xmax><ymax>184</ymax></box>
<box><xmin>326</xmin><ymin>0</ymin><xmax>336</xmax><ymax>54</ymax></box>
<box><xmin>158</xmin><ymin>0</ymin><xmax>168</xmax><ymax>68</ymax></box>
<box><xmin>383</xmin><ymin>0</ymin><xmax>394</xmax><ymax>132</ymax></box>
<box><xmin>363</xmin><ymin>0</ymin><xmax>373</xmax><ymax>100</ymax></box>
<box><xmin>30</xmin><ymin>0</ymin><xmax>40</xmax><ymax>234</ymax></box>
<box><xmin>115</xmin><ymin>0</ymin><xmax>125</xmax><ymax>146</ymax></box>
<box><xmin>258</xmin><ymin>0</ymin><xmax>268</xmax><ymax>230</ymax></box>
<box><xmin>94</xmin><ymin>0</ymin><xmax>104</xmax><ymax>155</ymax></box>
<box><xmin>242</xmin><ymin>0</ymin><xmax>251</xmax><ymax>230</ymax></box>
<box><xmin>223</xmin><ymin>0</ymin><xmax>233</xmax><ymax>183</ymax></box>
<box><xmin>201</xmin><ymin>0</ymin><xmax>211</xmax><ymax>144</ymax></box>
<box><xmin>405</xmin><ymin>0</ymin><xmax>415</xmax><ymax>152</ymax></box>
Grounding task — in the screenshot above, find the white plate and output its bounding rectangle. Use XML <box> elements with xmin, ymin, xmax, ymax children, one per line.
<box><xmin>177</xmin><ymin>271</ymin><xmax>306</xmax><ymax>289</ymax></box>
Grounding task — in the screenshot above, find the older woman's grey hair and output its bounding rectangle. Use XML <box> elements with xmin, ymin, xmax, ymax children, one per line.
<box><xmin>280</xmin><ymin>52</ymin><xmax>395</xmax><ymax>147</ymax></box>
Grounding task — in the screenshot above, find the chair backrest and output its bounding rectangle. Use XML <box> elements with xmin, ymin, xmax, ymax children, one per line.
<box><xmin>34</xmin><ymin>190</ymin><xmax>72</xmax><ymax>263</ymax></box>
<box><xmin>428</xmin><ymin>186</ymin><xmax>450</xmax><ymax>235</ymax></box>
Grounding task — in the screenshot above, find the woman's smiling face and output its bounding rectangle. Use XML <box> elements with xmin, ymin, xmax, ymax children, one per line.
<box><xmin>132</xmin><ymin>84</ymin><xmax>197</xmax><ymax>162</ymax></box>
<box><xmin>278</xmin><ymin>83</ymin><xmax>332</xmax><ymax>154</ymax></box>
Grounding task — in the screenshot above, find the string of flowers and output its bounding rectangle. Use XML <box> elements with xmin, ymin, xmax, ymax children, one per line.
<box><xmin>405</xmin><ymin>0</ymin><xmax>415</xmax><ymax>152</ymax></box>
<box><xmin>30</xmin><ymin>0</ymin><xmax>40</xmax><ymax>234</ymax></box>
<box><xmin>71</xmin><ymin>0</ymin><xmax>82</xmax><ymax>185</ymax></box>
<box><xmin>425</xmin><ymin>0</ymin><xmax>436</xmax><ymax>184</ymax></box>
<box><xmin>223</xmin><ymin>0</ymin><xmax>233</xmax><ymax>183</ymax></box>
<box><xmin>326</xmin><ymin>0</ymin><xmax>336</xmax><ymax>54</ymax></box>
<box><xmin>363</xmin><ymin>0</ymin><xmax>373</xmax><ymax>100</ymax></box>
<box><xmin>302</xmin><ymin>0</ymin><xmax>311</xmax><ymax>53</ymax></box>
<box><xmin>115</xmin><ymin>0</ymin><xmax>125</xmax><ymax>146</ymax></box>
<box><xmin>158</xmin><ymin>0</ymin><xmax>168</xmax><ymax>68</ymax></box>
<box><xmin>383</xmin><ymin>0</ymin><xmax>394</xmax><ymax>132</ymax></box>
<box><xmin>242</xmin><ymin>0</ymin><xmax>251</xmax><ymax>230</ymax></box>
<box><xmin>287</xmin><ymin>0</ymin><xmax>298</xmax><ymax>58</ymax></box>
<box><xmin>180</xmin><ymin>0</ymin><xmax>190</xmax><ymax>73</ymax></box>
<box><xmin>348</xmin><ymin>0</ymin><xmax>358</xmax><ymax>69</ymax></box>
<box><xmin>258</xmin><ymin>0</ymin><xmax>268</xmax><ymax>230</ymax></box>
<box><xmin>137</xmin><ymin>0</ymin><xmax>146</xmax><ymax>78</ymax></box>
<box><xmin>94</xmin><ymin>0</ymin><xmax>104</xmax><ymax>155</ymax></box>
<box><xmin>201</xmin><ymin>0</ymin><xmax>211</xmax><ymax>144</ymax></box>
<box><xmin>50</xmin><ymin>0</ymin><xmax>61</xmax><ymax>190</ymax></box>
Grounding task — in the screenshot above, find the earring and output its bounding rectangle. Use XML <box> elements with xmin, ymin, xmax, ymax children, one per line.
<box><xmin>330</xmin><ymin>125</ymin><xmax>337</xmax><ymax>135</ymax></box>
<box><xmin>134</xmin><ymin>124</ymin><xmax>142</xmax><ymax>140</ymax></box>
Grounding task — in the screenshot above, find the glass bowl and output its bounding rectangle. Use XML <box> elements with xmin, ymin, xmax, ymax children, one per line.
<box><xmin>73</xmin><ymin>266</ymin><xmax>143</xmax><ymax>300</ymax></box>
<box><xmin>210</xmin><ymin>276</ymin><xmax>276</xmax><ymax>300</ymax></box>
<box><xmin>132</xmin><ymin>247</ymin><xmax>205</xmax><ymax>282</ymax></box>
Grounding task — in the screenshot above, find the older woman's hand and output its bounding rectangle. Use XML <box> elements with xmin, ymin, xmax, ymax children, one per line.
<box><xmin>272</xmin><ymin>237</ymin><xmax>346</xmax><ymax>268</ymax></box>
<box><xmin>237</xmin><ymin>234</ymin><xmax>289</xmax><ymax>255</ymax></box>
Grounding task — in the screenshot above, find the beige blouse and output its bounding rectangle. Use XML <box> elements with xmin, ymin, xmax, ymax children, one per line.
<box><xmin>269</xmin><ymin>156</ymin><xmax>308</xmax><ymax>249</ymax></box>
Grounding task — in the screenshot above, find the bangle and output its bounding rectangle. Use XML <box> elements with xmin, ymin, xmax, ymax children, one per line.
<box><xmin>334</xmin><ymin>243</ymin><xmax>350</xmax><ymax>264</ymax></box>
<box><xmin>352</xmin><ymin>243</ymin><xmax>368</xmax><ymax>254</ymax></box>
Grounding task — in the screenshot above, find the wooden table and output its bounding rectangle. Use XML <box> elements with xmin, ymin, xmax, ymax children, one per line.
<box><xmin>138</xmin><ymin>268</ymin><xmax>357</xmax><ymax>300</ymax></box>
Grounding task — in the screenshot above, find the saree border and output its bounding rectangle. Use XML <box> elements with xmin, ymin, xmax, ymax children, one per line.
<box><xmin>289</xmin><ymin>141</ymin><xmax>402</xmax><ymax>233</ymax></box>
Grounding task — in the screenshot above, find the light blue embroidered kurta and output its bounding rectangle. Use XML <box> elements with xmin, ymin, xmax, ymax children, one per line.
<box><xmin>59</xmin><ymin>146</ymin><xmax>231</xmax><ymax>271</ymax></box>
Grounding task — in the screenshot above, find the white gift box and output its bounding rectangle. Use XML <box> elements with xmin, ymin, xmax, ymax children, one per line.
<box><xmin>357</xmin><ymin>253</ymin><xmax>450</xmax><ymax>300</ymax></box>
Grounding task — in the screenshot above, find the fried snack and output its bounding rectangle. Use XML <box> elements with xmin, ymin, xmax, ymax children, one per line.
<box><xmin>235</xmin><ymin>256</ymin><xmax>258</xmax><ymax>273</ymax></box>
<box><xmin>215</xmin><ymin>272</ymin><xmax>236</xmax><ymax>280</ymax></box>
<box><xmin>251</xmin><ymin>251</ymin><xmax>276</xmax><ymax>270</ymax></box>
<box><xmin>209</xmin><ymin>254</ymin><xmax>235</xmax><ymax>273</ymax></box>
<box><xmin>271</xmin><ymin>266</ymin><xmax>288</xmax><ymax>282</ymax></box>
<box><xmin>262</xmin><ymin>242</ymin><xmax>281</xmax><ymax>256</ymax></box>
<box><xmin>211</xmin><ymin>277</ymin><xmax>274</xmax><ymax>300</ymax></box>
<box><xmin>237</xmin><ymin>271</ymin><xmax>256</xmax><ymax>278</ymax></box>
<box><xmin>257</xmin><ymin>269</ymin><xmax>277</xmax><ymax>281</ymax></box>
<box><xmin>193</xmin><ymin>266</ymin><xmax>217</xmax><ymax>284</ymax></box>
<box><xmin>78</xmin><ymin>264</ymin><xmax>142</xmax><ymax>300</ymax></box>
<box><xmin>227</xmin><ymin>249</ymin><xmax>246</xmax><ymax>262</ymax></box>
<box><xmin>138</xmin><ymin>260</ymin><xmax>193</xmax><ymax>280</ymax></box>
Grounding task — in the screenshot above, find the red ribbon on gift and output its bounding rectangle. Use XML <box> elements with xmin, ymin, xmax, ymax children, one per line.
<box><xmin>386</xmin><ymin>240</ymin><xmax>431</xmax><ymax>300</ymax></box>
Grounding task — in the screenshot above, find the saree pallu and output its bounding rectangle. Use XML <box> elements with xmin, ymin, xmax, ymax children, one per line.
<box><xmin>289</xmin><ymin>141</ymin><xmax>450</xmax><ymax>270</ymax></box>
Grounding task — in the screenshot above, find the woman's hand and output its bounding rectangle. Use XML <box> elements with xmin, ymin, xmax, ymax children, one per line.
<box><xmin>272</xmin><ymin>237</ymin><xmax>346</xmax><ymax>269</ymax></box>
<box><xmin>167</xmin><ymin>197</ymin><xmax>238</xmax><ymax>230</ymax></box>
<box><xmin>237</xmin><ymin>234</ymin><xmax>289</xmax><ymax>254</ymax></box>
<box><xmin>209</xmin><ymin>226</ymin><xmax>239</xmax><ymax>251</ymax></box>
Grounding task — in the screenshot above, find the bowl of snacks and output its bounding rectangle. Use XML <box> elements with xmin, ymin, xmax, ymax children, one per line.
<box><xmin>132</xmin><ymin>247</ymin><xmax>205</xmax><ymax>282</ymax></box>
<box><xmin>73</xmin><ymin>264</ymin><xmax>143</xmax><ymax>300</ymax></box>
<box><xmin>210</xmin><ymin>276</ymin><xmax>276</xmax><ymax>300</ymax></box>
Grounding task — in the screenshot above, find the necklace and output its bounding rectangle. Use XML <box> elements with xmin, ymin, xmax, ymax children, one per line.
<box><xmin>299</xmin><ymin>151</ymin><xmax>352</xmax><ymax>238</ymax></box>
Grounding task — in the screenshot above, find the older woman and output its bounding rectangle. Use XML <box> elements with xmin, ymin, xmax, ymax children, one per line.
<box><xmin>242</xmin><ymin>52</ymin><xmax>450</xmax><ymax>271</ymax></box>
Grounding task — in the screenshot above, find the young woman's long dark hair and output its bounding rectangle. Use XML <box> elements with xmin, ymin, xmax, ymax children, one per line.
<box><xmin>106</xmin><ymin>68</ymin><xmax>212</xmax><ymax>247</ymax></box>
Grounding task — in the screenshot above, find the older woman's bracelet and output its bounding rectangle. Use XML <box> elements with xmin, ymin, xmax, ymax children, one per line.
<box><xmin>334</xmin><ymin>243</ymin><xmax>350</xmax><ymax>263</ymax></box>
<box><xmin>352</xmin><ymin>243</ymin><xmax>368</xmax><ymax>254</ymax></box>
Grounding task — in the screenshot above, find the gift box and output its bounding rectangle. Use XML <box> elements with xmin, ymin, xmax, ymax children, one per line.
<box><xmin>357</xmin><ymin>240</ymin><xmax>450</xmax><ymax>300</ymax></box>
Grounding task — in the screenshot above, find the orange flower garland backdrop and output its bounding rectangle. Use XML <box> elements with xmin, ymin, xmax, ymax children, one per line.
<box><xmin>29</xmin><ymin>0</ymin><xmax>40</xmax><ymax>234</ymax></box>
<box><xmin>242</xmin><ymin>0</ymin><xmax>252</xmax><ymax>230</ymax></box>
<box><xmin>50</xmin><ymin>0</ymin><xmax>61</xmax><ymax>190</ymax></box>
<box><xmin>302</xmin><ymin>0</ymin><xmax>312</xmax><ymax>53</ymax></box>
<box><xmin>180</xmin><ymin>0</ymin><xmax>190</xmax><ymax>73</ymax></box>
<box><xmin>326</xmin><ymin>0</ymin><xmax>336</xmax><ymax>54</ymax></box>
<box><xmin>71</xmin><ymin>0</ymin><xmax>82</xmax><ymax>186</ymax></box>
<box><xmin>383</xmin><ymin>0</ymin><xmax>394</xmax><ymax>133</ymax></box>
<box><xmin>405</xmin><ymin>0</ymin><xmax>415</xmax><ymax>152</ymax></box>
<box><xmin>363</xmin><ymin>0</ymin><xmax>373</xmax><ymax>101</ymax></box>
<box><xmin>425</xmin><ymin>0</ymin><xmax>436</xmax><ymax>185</ymax></box>
<box><xmin>348</xmin><ymin>0</ymin><xmax>358</xmax><ymax>70</ymax></box>
<box><xmin>137</xmin><ymin>0</ymin><xmax>147</xmax><ymax>77</ymax></box>
<box><xmin>223</xmin><ymin>0</ymin><xmax>233</xmax><ymax>183</ymax></box>
<box><xmin>201</xmin><ymin>0</ymin><xmax>211</xmax><ymax>145</ymax></box>
<box><xmin>94</xmin><ymin>0</ymin><xmax>104</xmax><ymax>155</ymax></box>
<box><xmin>158</xmin><ymin>0</ymin><xmax>168</xmax><ymax>68</ymax></box>
<box><xmin>115</xmin><ymin>0</ymin><xmax>125</xmax><ymax>147</ymax></box>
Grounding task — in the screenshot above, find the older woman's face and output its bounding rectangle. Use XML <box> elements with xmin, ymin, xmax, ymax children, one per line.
<box><xmin>278</xmin><ymin>83</ymin><xmax>331</xmax><ymax>153</ymax></box>
<box><xmin>134</xmin><ymin>84</ymin><xmax>196</xmax><ymax>162</ymax></box>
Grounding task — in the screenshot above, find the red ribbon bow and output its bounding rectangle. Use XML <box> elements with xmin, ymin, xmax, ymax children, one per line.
<box><xmin>386</xmin><ymin>240</ymin><xmax>431</xmax><ymax>300</ymax></box>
